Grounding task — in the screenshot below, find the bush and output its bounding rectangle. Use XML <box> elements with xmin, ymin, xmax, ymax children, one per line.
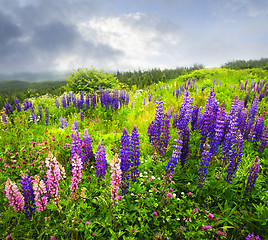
<box><xmin>65</xmin><ymin>68</ymin><xmax>123</xmax><ymax>93</ymax></box>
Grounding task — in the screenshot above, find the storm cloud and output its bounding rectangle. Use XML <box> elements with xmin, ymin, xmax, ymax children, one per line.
<box><xmin>0</xmin><ymin>0</ymin><xmax>267</xmax><ymax>77</ymax></box>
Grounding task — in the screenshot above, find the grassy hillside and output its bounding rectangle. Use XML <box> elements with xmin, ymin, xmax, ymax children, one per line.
<box><xmin>0</xmin><ymin>67</ymin><xmax>267</xmax><ymax>239</ymax></box>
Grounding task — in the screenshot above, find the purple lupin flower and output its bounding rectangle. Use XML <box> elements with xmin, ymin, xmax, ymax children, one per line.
<box><xmin>83</xmin><ymin>129</ymin><xmax>92</xmax><ymax>168</ymax></box>
<box><xmin>31</xmin><ymin>107</ymin><xmax>36</xmax><ymax>123</ymax></box>
<box><xmin>62</xmin><ymin>94</ymin><xmax>66</xmax><ymax>108</ymax></box>
<box><xmin>181</xmin><ymin>128</ymin><xmax>190</xmax><ymax>166</ymax></box>
<box><xmin>86</xmin><ymin>92</ymin><xmax>90</xmax><ymax>109</ymax></box>
<box><xmin>165</xmin><ymin>130</ymin><xmax>183</xmax><ymax>176</ymax></box>
<box><xmin>21</xmin><ymin>174</ymin><xmax>36</xmax><ymax>218</ymax></box>
<box><xmin>159</xmin><ymin>114</ymin><xmax>171</xmax><ymax>161</ymax></box>
<box><xmin>71</xmin><ymin>130</ymin><xmax>83</xmax><ymax>164</ymax></box>
<box><xmin>225</xmin><ymin>130</ymin><xmax>244</xmax><ymax>184</ymax></box>
<box><xmin>210</xmin><ymin>107</ymin><xmax>226</xmax><ymax>155</ymax></box>
<box><xmin>222</xmin><ymin>110</ymin><xmax>238</xmax><ymax>163</ymax></box>
<box><xmin>14</xmin><ymin>98</ymin><xmax>21</xmax><ymax>112</ymax></box>
<box><xmin>38</xmin><ymin>104</ymin><xmax>42</xmax><ymax>120</ymax></box>
<box><xmin>80</xmin><ymin>110</ymin><xmax>84</xmax><ymax>122</ymax></box>
<box><xmin>91</xmin><ymin>93</ymin><xmax>97</xmax><ymax>109</ymax></box>
<box><xmin>113</xmin><ymin>89</ymin><xmax>119</xmax><ymax>112</ymax></box>
<box><xmin>45</xmin><ymin>107</ymin><xmax>49</xmax><ymax>125</ymax></box>
<box><xmin>148</xmin><ymin>92</ymin><xmax>152</xmax><ymax>102</ymax></box>
<box><xmin>177</xmin><ymin>90</ymin><xmax>193</xmax><ymax>131</ymax></box>
<box><xmin>173</xmin><ymin>112</ymin><xmax>179</xmax><ymax>128</ymax></box>
<box><xmin>55</xmin><ymin>98</ymin><xmax>60</xmax><ymax>108</ymax></box>
<box><xmin>191</xmin><ymin>104</ymin><xmax>199</xmax><ymax>131</ymax></box>
<box><xmin>130</xmin><ymin>125</ymin><xmax>140</xmax><ymax>182</ymax></box>
<box><xmin>148</xmin><ymin>97</ymin><xmax>164</xmax><ymax>148</ymax></box>
<box><xmin>244</xmin><ymin>96</ymin><xmax>259</xmax><ymax>139</ymax></box>
<box><xmin>250</xmin><ymin>115</ymin><xmax>264</xmax><ymax>142</ymax></box>
<box><xmin>60</xmin><ymin>116</ymin><xmax>67</xmax><ymax>129</ymax></box>
<box><xmin>198</xmin><ymin>143</ymin><xmax>211</xmax><ymax>183</ymax></box>
<box><xmin>245</xmin><ymin>232</ymin><xmax>261</xmax><ymax>240</ymax></box>
<box><xmin>120</xmin><ymin>128</ymin><xmax>131</xmax><ymax>194</ymax></box>
<box><xmin>245</xmin><ymin>156</ymin><xmax>260</xmax><ymax>193</ymax></box>
<box><xmin>259</xmin><ymin>125</ymin><xmax>268</xmax><ymax>151</ymax></box>
<box><xmin>199</xmin><ymin>88</ymin><xmax>217</xmax><ymax>151</ymax></box>
<box><xmin>95</xmin><ymin>139</ymin><xmax>107</xmax><ymax>182</ymax></box>
<box><xmin>176</xmin><ymin>87</ymin><xmax>180</xmax><ymax>99</ymax></box>
<box><xmin>66</xmin><ymin>94</ymin><xmax>70</xmax><ymax>107</ymax></box>
<box><xmin>2</xmin><ymin>112</ymin><xmax>7</xmax><ymax>126</ymax></box>
<box><xmin>5</xmin><ymin>102</ymin><xmax>13</xmax><ymax>115</ymax></box>
<box><xmin>73</xmin><ymin>117</ymin><xmax>78</xmax><ymax>130</ymax></box>
<box><xmin>80</xmin><ymin>92</ymin><xmax>84</xmax><ymax>106</ymax></box>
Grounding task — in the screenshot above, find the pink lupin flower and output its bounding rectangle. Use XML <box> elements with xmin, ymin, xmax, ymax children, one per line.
<box><xmin>70</xmin><ymin>154</ymin><xmax>83</xmax><ymax>196</ymax></box>
<box><xmin>45</xmin><ymin>152</ymin><xmax>62</xmax><ymax>204</ymax></box>
<box><xmin>110</xmin><ymin>153</ymin><xmax>122</xmax><ymax>205</ymax></box>
<box><xmin>33</xmin><ymin>175</ymin><xmax>48</xmax><ymax>212</ymax></box>
<box><xmin>4</xmin><ymin>178</ymin><xmax>24</xmax><ymax>212</ymax></box>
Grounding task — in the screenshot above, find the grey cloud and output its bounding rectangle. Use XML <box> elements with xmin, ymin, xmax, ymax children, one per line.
<box><xmin>32</xmin><ymin>21</ymin><xmax>78</xmax><ymax>52</ymax></box>
<box><xmin>0</xmin><ymin>0</ymin><xmax>122</xmax><ymax>74</ymax></box>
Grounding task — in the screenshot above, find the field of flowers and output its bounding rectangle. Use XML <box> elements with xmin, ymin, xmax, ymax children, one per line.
<box><xmin>0</xmin><ymin>68</ymin><xmax>267</xmax><ymax>239</ymax></box>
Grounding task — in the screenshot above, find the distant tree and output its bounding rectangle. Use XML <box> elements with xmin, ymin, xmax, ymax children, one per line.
<box><xmin>65</xmin><ymin>68</ymin><xmax>122</xmax><ymax>93</ymax></box>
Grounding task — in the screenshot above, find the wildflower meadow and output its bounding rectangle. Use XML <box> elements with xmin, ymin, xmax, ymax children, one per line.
<box><xmin>0</xmin><ymin>67</ymin><xmax>267</xmax><ymax>239</ymax></box>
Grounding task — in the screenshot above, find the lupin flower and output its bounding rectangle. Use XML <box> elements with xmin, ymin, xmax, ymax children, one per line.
<box><xmin>33</xmin><ymin>175</ymin><xmax>48</xmax><ymax>212</ymax></box>
<box><xmin>225</xmin><ymin>130</ymin><xmax>244</xmax><ymax>184</ymax></box>
<box><xmin>31</xmin><ymin>107</ymin><xmax>36</xmax><ymax>123</ymax></box>
<box><xmin>259</xmin><ymin>125</ymin><xmax>268</xmax><ymax>151</ymax></box>
<box><xmin>159</xmin><ymin>114</ymin><xmax>171</xmax><ymax>161</ymax></box>
<box><xmin>110</xmin><ymin>153</ymin><xmax>122</xmax><ymax>204</ymax></box>
<box><xmin>5</xmin><ymin>102</ymin><xmax>13</xmax><ymax>115</ymax></box>
<box><xmin>38</xmin><ymin>104</ymin><xmax>42</xmax><ymax>120</ymax></box>
<box><xmin>245</xmin><ymin>156</ymin><xmax>260</xmax><ymax>193</ymax></box>
<box><xmin>95</xmin><ymin>139</ymin><xmax>107</xmax><ymax>182</ymax></box>
<box><xmin>83</xmin><ymin>129</ymin><xmax>92</xmax><ymax>168</ymax></box>
<box><xmin>165</xmin><ymin>130</ymin><xmax>183</xmax><ymax>176</ymax></box>
<box><xmin>148</xmin><ymin>98</ymin><xmax>164</xmax><ymax>148</ymax></box>
<box><xmin>62</xmin><ymin>94</ymin><xmax>66</xmax><ymax>108</ymax></box>
<box><xmin>198</xmin><ymin>143</ymin><xmax>211</xmax><ymax>183</ymax></box>
<box><xmin>45</xmin><ymin>152</ymin><xmax>61</xmax><ymax>203</ymax></box>
<box><xmin>2</xmin><ymin>112</ymin><xmax>7</xmax><ymax>126</ymax></box>
<box><xmin>130</xmin><ymin>125</ymin><xmax>140</xmax><ymax>182</ymax></box>
<box><xmin>244</xmin><ymin>96</ymin><xmax>259</xmax><ymax>139</ymax></box>
<box><xmin>70</xmin><ymin>154</ymin><xmax>83</xmax><ymax>195</ymax></box>
<box><xmin>71</xmin><ymin>130</ymin><xmax>83</xmax><ymax>165</ymax></box>
<box><xmin>91</xmin><ymin>93</ymin><xmax>97</xmax><ymax>109</ymax></box>
<box><xmin>191</xmin><ymin>104</ymin><xmax>199</xmax><ymax>131</ymax></box>
<box><xmin>86</xmin><ymin>92</ymin><xmax>90</xmax><ymax>108</ymax></box>
<box><xmin>222</xmin><ymin>110</ymin><xmax>238</xmax><ymax>163</ymax></box>
<box><xmin>80</xmin><ymin>110</ymin><xmax>84</xmax><ymax>122</ymax></box>
<box><xmin>55</xmin><ymin>98</ymin><xmax>60</xmax><ymax>108</ymax></box>
<box><xmin>245</xmin><ymin>233</ymin><xmax>261</xmax><ymax>240</ymax></box>
<box><xmin>21</xmin><ymin>174</ymin><xmax>35</xmax><ymax>218</ymax></box>
<box><xmin>120</xmin><ymin>128</ymin><xmax>131</xmax><ymax>194</ymax></box>
<box><xmin>4</xmin><ymin>178</ymin><xmax>24</xmax><ymax>212</ymax></box>
<box><xmin>177</xmin><ymin>90</ymin><xmax>193</xmax><ymax>130</ymax></box>
<box><xmin>210</xmin><ymin>107</ymin><xmax>226</xmax><ymax>155</ymax></box>
<box><xmin>250</xmin><ymin>116</ymin><xmax>264</xmax><ymax>142</ymax></box>
<box><xmin>45</xmin><ymin>107</ymin><xmax>49</xmax><ymax>125</ymax></box>
<box><xmin>60</xmin><ymin>116</ymin><xmax>67</xmax><ymax>129</ymax></box>
<box><xmin>181</xmin><ymin>128</ymin><xmax>190</xmax><ymax>166</ymax></box>
<box><xmin>14</xmin><ymin>98</ymin><xmax>21</xmax><ymax>112</ymax></box>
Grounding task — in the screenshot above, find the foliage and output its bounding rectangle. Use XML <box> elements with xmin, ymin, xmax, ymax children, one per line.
<box><xmin>65</xmin><ymin>68</ymin><xmax>122</xmax><ymax>93</ymax></box>
<box><xmin>221</xmin><ymin>58</ymin><xmax>268</xmax><ymax>70</ymax></box>
<box><xmin>0</xmin><ymin>66</ymin><xmax>268</xmax><ymax>239</ymax></box>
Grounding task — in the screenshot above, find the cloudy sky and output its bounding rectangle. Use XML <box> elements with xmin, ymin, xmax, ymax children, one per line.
<box><xmin>1</xmin><ymin>0</ymin><xmax>268</xmax><ymax>76</ymax></box>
